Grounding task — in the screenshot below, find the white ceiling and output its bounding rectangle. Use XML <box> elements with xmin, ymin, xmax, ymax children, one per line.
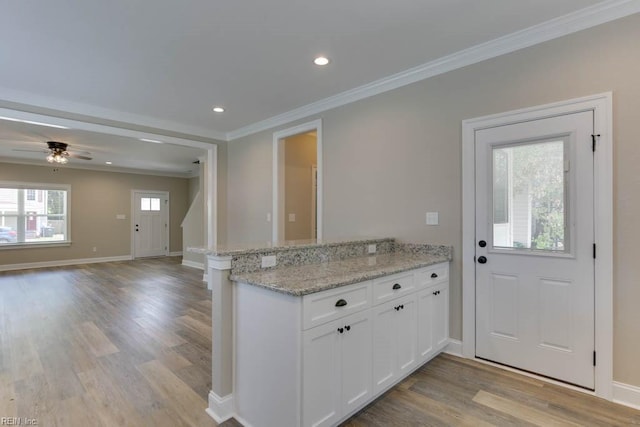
<box><xmin>0</xmin><ymin>0</ymin><xmax>632</xmax><ymax>173</ymax></box>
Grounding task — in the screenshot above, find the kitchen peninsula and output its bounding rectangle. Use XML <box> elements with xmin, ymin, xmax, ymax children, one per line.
<box><xmin>190</xmin><ymin>238</ymin><xmax>452</xmax><ymax>427</ymax></box>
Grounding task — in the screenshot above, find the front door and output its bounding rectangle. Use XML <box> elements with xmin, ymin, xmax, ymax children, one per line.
<box><xmin>475</xmin><ymin>111</ymin><xmax>595</xmax><ymax>389</ymax></box>
<box><xmin>133</xmin><ymin>191</ymin><xmax>168</xmax><ymax>258</ymax></box>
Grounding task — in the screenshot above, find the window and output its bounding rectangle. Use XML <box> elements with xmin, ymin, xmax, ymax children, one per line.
<box><xmin>140</xmin><ymin>197</ymin><xmax>161</xmax><ymax>211</ymax></box>
<box><xmin>0</xmin><ymin>182</ymin><xmax>70</xmax><ymax>247</ymax></box>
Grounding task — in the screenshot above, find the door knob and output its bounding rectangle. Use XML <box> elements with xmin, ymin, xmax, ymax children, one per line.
<box><xmin>478</xmin><ymin>240</ymin><xmax>487</xmax><ymax>247</ymax></box>
<box><xmin>477</xmin><ymin>256</ymin><xmax>487</xmax><ymax>264</ymax></box>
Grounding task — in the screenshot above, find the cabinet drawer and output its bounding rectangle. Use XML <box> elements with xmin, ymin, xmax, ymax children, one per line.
<box><xmin>416</xmin><ymin>263</ymin><xmax>448</xmax><ymax>288</ymax></box>
<box><xmin>372</xmin><ymin>271</ymin><xmax>416</xmax><ymax>305</ymax></box>
<box><xmin>303</xmin><ymin>281</ymin><xmax>371</xmax><ymax>330</ymax></box>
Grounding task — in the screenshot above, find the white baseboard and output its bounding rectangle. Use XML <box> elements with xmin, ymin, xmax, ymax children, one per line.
<box><xmin>182</xmin><ymin>260</ymin><xmax>204</xmax><ymax>270</ymax></box>
<box><xmin>169</xmin><ymin>251</ymin><xmax>183</xmax><ymax>257</ymax></box>
<box><xmin>613</xmin><ymin>381</ymin><xmax>640</xmax><ymax>410</ymax></box>
<box><xmin>444</xmin><ymin>339</ymin><xmax>463</xmax><ymax>357</ymax></box>
<box><xmin>0</xmin><ymin>255</ymin><xmax>133</xmax><ymax>272</ymax></box>
<box><xmin>206</xmin><ymin>391</ymin><xmax>234</xmax><ymax>424</ymax></box>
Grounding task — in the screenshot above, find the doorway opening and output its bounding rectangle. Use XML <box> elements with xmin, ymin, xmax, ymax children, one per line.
<box><xmin>273</xmin><ymin>119</ymin><xmax>322</xmax><ymax>242</ymax></box>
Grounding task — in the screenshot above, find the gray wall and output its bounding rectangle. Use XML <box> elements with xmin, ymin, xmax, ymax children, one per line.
<box><xmin>225</xmin><ymin>14</ymin><xmax>640</xmax><ymax>386</ymax></box>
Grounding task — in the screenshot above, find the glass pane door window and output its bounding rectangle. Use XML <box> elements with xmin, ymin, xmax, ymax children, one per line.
<box><xmin>492</xmin><ymin>139</ymin><xmax>568</xmax><ymax>252</ymax></box>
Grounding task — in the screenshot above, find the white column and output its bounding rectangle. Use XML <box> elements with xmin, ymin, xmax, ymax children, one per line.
<box><xmin>206</xmin><ymin>255</ymin><xmax>235</xmax><ymax>423</ymax></box>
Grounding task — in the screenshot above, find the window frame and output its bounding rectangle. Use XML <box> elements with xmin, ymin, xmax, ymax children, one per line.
<box><xmin>0</xmin><ymin>181</ymin><xmax>72</xmax><ymax>249</ymax></box>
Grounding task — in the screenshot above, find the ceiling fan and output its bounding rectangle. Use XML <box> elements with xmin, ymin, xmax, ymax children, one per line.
<box><xmin>12</xmin><ymin>141</ymin><xmax>92</xmax><ymax>164</ymax></box>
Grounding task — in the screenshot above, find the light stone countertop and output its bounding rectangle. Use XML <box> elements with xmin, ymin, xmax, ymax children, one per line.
<box><xmin>229</xmin><ymin>252</ymin><xmax>450</xmax><ymax>296</ymax></box>
<box><xmin>187</xmin><ymin>237</ymin><xmax>393</xmax><ymax>257</ymax></box>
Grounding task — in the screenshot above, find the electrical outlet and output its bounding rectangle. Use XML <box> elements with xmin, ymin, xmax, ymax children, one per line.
<box><xmin>426</xmin><ymin>212</ymin><xmax>439</xmax><ymax>225</ymax></box>
<box><xmin>92</xmin><ymin>247</ymin><xmax>97</xmax><ymax>252</ymax></box>
<box><xmin>266</xmin><ymin>213</ymin><xmax>272</xmax><ymax>222</ymax></box>
<box><xmin>261</xmin><ymin>255</ymin><xmax>276</xmax><ymax>268</ymax></box>
<box><xmin>368</xmin><ymin>244</ymin><xmax>377</xmax><ymax>254</ymax></box>
<box><xmin>116</xmin><ymin>214</ymin><xmax>126</xmax><ymax>220</ymax></box>
<box><xmin>288</xmin><ymin>213</ymin><xmax>296</xmax><ymax>222</ymax></box>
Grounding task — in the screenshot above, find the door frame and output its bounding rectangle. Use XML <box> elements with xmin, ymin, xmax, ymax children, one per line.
<box><xmin>461</xmin><ymin>93</ymin><xmax>613</xmax><ymax>399</ymax></box>
<box><xmin>272</xmin><ymin>119</ymin><xmax>323</xmax><ymax>242</ymax></box>
<box><xmin>131</xmin><ymin>189</ymin><xmax>170</xmax><ymax>258</ymax></box>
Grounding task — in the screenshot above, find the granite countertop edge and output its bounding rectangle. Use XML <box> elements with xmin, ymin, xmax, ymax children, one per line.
<box><xmin>187</xmin><ymin>237</ymin><xmax>394</xmax><ymax>257</ymax></box>
<box><xmin>230</xmin><ymin>254</ymin><xmax>450</xmax><ymax>297</ymax></box>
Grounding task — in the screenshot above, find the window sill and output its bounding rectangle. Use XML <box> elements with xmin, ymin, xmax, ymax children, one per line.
<box><xmin>0</xmin><ymin>241</ymin><xmax>72</xmax><ymax>250</ymax></box>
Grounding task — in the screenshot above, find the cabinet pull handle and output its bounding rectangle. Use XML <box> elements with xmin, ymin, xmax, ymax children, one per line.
<box><xmin>433</xmin><ymin>291</ymin><xmax>437</xmax><ymax>295</ymax></box>
<box><xmin>394</xmin><ymin>306</ymin><xmax>399</xmax><ymax>311</ymax></box>
<box><xmin>345</xmin><ymin>325</ymin><xmax>351</xmax><ymax>331</ymax></box>
<box><xmin>335</xmin><ymin>299</ymin><xmax>347</xmax><ymax>307</ymax></box>
<box><xmin>338</xmin><ymin>327</ymin><xmax>344</xmax><ymax>334</ymax></box>
<box><xmin>431</xmin><ymin>273</ymin><xmax>438</xmax><ymax>278</ymax></box>
<box><xmin>392</xmin><ymin>283</ymin><xmax>401</xmax><ymax>290</ymax></box>
<box><xmin>400</xmin><ymin>304</ymin><xmax>404</xmax><ymax>310</ymax></box>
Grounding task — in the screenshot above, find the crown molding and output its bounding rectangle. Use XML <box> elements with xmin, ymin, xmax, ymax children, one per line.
<box><xmin>226</xmin><ymin>0</ymin><xmax>640</xmax><ymax>141</ymax></box>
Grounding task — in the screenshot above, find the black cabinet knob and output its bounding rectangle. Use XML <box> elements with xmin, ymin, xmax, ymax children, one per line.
<box><xmin>335</xmin><ymin>299</ymin><xmax>347</xmax><ymax>307</ymax></box>
<box><xmin>479</xmin><ymin>240</ymin><xmax>487</xmax><ymax>248</ymax></box>
<box><xmin>433</xmin><ymin>291</ymin><xmax>437</xmax><ymax>296</ymax></box>
<box><xmin>345</xmin><ymin>325</ymin><xmax>351</xmax><ymax>331</ymax></box>
<box><xmin>400</xmin><ymin>304</ymin><xmax>404</xmax><ymax>310</ymax></box>
<box><xmin>431</xmin><ymin>273</ymin><xmax>438</xmax><ymax>278</ymax></box>
<box><xmin>338</xmin><ymin>327</ymin><xmax>344</xmax><ymax>334</ymax></box>
<box><xmin>477</xmin><ymin>256</ymin><xmax>487</xmax><ymax>264</ymax></box>
<box><xmin>392</xmin><ymin>283</ymin><xmax>401</xmax><ymax>290</ymax></box>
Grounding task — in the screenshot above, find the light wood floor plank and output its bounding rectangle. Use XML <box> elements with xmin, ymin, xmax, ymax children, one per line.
<box><xmin>137</xmin><ymin>359</ymin><xmax>216</xmax><ymax>427</ymax></box>
<box><xmin>472</xmin><ymin>389</ymin><xmax>582</xmax><ymax>427</ymax></box>
<box><xmin>76</xmin><ymin>321</ymin><xmax>119</xmax><ymax>357</ymax></box>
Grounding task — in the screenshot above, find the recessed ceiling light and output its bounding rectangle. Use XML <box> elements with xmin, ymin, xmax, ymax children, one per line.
<box><xmin>212</xmin><ymin>106</ymin><xmax>225</xmax><ymax>113</ymax></box>
<box><xmin>140</xmin><ymin>138</ymin><xmax>163</xmax><ymax>144</ymax></box>
<box><xmin>105</xmin><ymin>161</ymin><xmax>112</xmax><ymax>165</ymax></box>
<box><xmin>313</xmin><ymin>56</ymin><xmax>330</xmax><ymax>66</ymax></box>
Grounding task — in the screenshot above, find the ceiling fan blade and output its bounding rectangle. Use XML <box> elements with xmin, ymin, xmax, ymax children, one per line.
<box><xmin>67</xmin><ymin>153</ymin><xmax>92</xmax><ymax>160</ymax></box>
<box><xmin>12</xmin><ymin>148</ymin><xmax>48</xmax><ymax>153</ymax></box>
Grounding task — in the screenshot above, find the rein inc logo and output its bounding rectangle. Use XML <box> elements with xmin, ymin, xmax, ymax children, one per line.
<box><xmin>1</xmin><ymin>418</ymin><xmax>38</xmax><ymax>425</ymax></box>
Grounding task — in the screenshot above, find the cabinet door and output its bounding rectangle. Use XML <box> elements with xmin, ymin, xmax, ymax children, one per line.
<box><xmin>417</xmin><ymin>289</ymin><xmax>435</xmax><ymax>362</ymax></box>
<box><xmin>395</xmin><ymin>296</ymin><xmax>418</xmax><ymax>376</ymax></box>
<box><xmin>432</xmin><ymin>282</ymin><xmax>449</xmax><ymax>350</ymax></box>
<box><xmin>340</xmin><ymin>311</ymin><xmax>372</xmax><ymax>415</ymax></box>
<box><xmin>303</xmin><ymin>320</ymin><xmax>342</xmax><ymax>427</ymax></box>
<box><xmin>372</xmin><ymin>302</ymin><xmax>397</xmax><ymax>394</ymax></box>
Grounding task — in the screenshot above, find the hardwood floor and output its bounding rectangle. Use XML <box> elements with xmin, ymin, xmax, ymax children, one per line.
<box><xmin>0</xmin><ymin>257</ymin><xmax>240</xmax><ymax>427</ymax></box>
<box><xmin>1</xmin><ymin>258</ymin><xmax>639</xmax><ymax>426</ymax></box>
<box><xmin>343</xmin><ymin>353</ymin><xmax>640</xmax><ymax>426</ymax></box>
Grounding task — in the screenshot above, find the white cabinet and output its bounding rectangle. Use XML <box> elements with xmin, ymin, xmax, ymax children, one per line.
<box><xmin>417</xmin><ymin>280</ymin><xmax>449</xmax><ymax>363</ymax></box>
<box><xmin>303</xmin><ymin>311</ymin><xmax>372</xmax><ymax>427</ymax></box>
<box><xmin>233</xmin><ymin>262</ymin><xmax>449</xmax><ymax>427</ymax></box>
<box><xmin>372</xmin><ymin>294</ymin><xmax>417</xmax><ymax>394</ymax></box>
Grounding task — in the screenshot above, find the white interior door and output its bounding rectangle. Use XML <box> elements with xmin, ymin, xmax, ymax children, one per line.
<box><xmin>133</xmin><ymin>191</ymin><xmax>168</xmax><ymax>258</ymax></box>
<box><xmin>475</xmin><ymin>111</ymin><xmax>595</xmax><ymax>389</ymax></box>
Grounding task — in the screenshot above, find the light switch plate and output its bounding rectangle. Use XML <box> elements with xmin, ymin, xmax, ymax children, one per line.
<box><xmin>116</xmin><ymin>214</ymin><xmax>126</xmax><ymax>220</ymax></box>
<box><xmin>426</xmin><ymin>212</ymin><xmax>439</xmax><ymax>225</ymax></box>
<box><xmin>261</xmin><ymin>255</ymin><xmax>277</xmax><ymax>268</ymax></box>
<box><xmin>368</xmin><ymin>244</ymin><xmax>377</xmax><ymax>254</ymax></box>
<box><xmin>288</xmin><ymin>213</ymin><xmax>296</xmax><ymax>222</ymax></box>
<box><xmin>266</xmin><ymin>213</ymin><xmax>271</xmax><ymax>222</ymax></box>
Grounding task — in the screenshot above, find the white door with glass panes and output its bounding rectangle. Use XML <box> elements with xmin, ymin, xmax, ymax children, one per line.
<box><xmin>133</xmin><ymin>191</ymin><xmax>168</xmax><ymax>258</ymax></box>
<box><xmin>475</xmin><ymin>111</ymin><xmax>595</xmax><ymax>389</ymax></box>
